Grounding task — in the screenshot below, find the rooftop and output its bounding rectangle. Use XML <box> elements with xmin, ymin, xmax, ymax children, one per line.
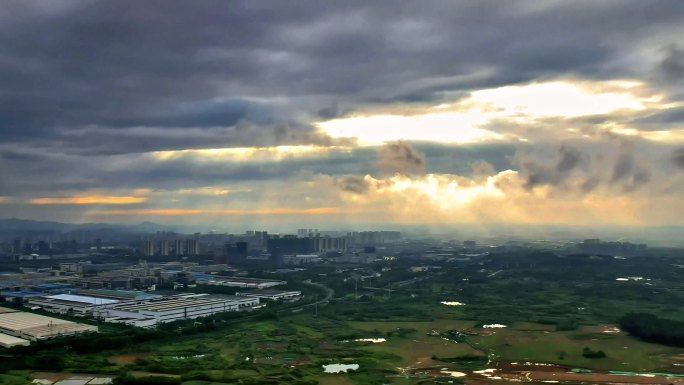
<box><xmin>44</xmin><ymin>294</ymin><xmax>119</xmax><ymax>306</ymax></box>
<box><xmin>0</xmin><ymin>332</ymin><xmax>30</xmax><ymax>346</ymax></box>
<box><xmin>0</xmin><ymin>291</ymin><xmax>44</xmax><ymax>298</ymax></box>
<box><xmin>75</xmin><ymin>289</ymin><xmax>162</xmax><ymax>300</ymax></box>
<box><xmin>109</xmin><ymin>295</ymin><xmax>256</xmax><ymax>313</ymax></box>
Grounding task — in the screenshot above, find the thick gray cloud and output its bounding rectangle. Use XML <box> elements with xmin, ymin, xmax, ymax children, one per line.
<box><xmin>674</xmin><ymin>149</ymin><xmax>684</xmax><ymax>169</ymax></box>
<box><xmin>335</xmin><ymin>176</ymin><xmax>370</xmax><ymax>195</ymax></box>
<box><xmin>518</xmin><ymin>138</ymin><xmax>660</xmax><ymax>194</ymax></box>
<box><xmin>2</xmin><ymin>0</ymin><xmax>684</xmax><ymax>148</ymax></box>
<box><xmin>520</xmin><ymin>145</ymin><xmax>585</xmax><ymax>190</ymax></box>
<box><xmin>376</xmin><ymin>141</ymin><xmax>426</xmax><ymax>176</ymax></box>
<box><xmin>660</xmin><ymin>44</ymin><xmax>684</xmax><ymax>81</ymax></box>
<box><xmin>2</xmin><ymin>0</ymin><xmax>684</xmax><ymax>224</ymax></box>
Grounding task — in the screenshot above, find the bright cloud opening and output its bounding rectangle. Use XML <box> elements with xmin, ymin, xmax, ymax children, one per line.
<box><xmin>151</xmin><ymin>145</ymin><xmax>350</xmax><ymax>162</ymax></box>
<box><xmin>317</xmin><ymin>79</ymin><xmax>670</xmax><ymax>146</ymax></box>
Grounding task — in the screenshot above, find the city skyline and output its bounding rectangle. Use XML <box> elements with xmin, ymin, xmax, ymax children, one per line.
<box><xmin>1</xmin><ymin>1</ymin><xmax>684</xmax><ymax>230</ymax></box>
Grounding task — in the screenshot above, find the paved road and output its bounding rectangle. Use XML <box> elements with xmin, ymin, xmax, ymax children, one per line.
<box><xmin>278</xmin><ymin>280</ymin><xmax>334</xmax><ymax>313</ymax></box>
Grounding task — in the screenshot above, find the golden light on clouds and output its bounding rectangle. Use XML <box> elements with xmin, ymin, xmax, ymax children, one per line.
<box><xmin>330</xmin><ymin>170</ymin><xmax>673</xmax><ymax>226</ymax></box>
<box><xmin>468</xmin><ymin>80</ymin><xmax>653</xmax><ymax>118</ymax></box>
<box><xmin>317</xmin><ymin>79</ymin><xmax>673</xmax><ymax>146</ymax></box>
<box><xmin>316</xmin><ymin>112</ymin><xmax>503</xmax><ymax>146</ymax></box>
<box><xmin>151</xmin><ymin>145</ymin><xmax>350</xmax><ymax>162</ymax></box>
<box><xmin>31</xmin><ymin>196</ymin><xmax>147</xmax><ymax>205</ymax></box>
<box><xmin>89</xmin><ymin>209</ymin><xmax>203</xmax><ymax>216</ymax></box>
<box><xmin>173</xmin><ymin>187</ymin><xmax>251</xmax><ymax>196</ymax></box>
<box><xmin>88</xmin><ymin>207</ymin><xmax>348</xmax><ymax>216</ymax></box>
<box><xmin>641</xmin><ymin>129</ymin><xmax>684</xmax><ymax>143</ymax></box>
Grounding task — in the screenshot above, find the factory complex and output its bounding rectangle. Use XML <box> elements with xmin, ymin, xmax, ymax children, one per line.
<box><xmin>96</xmin><ymin>293</ymin><xmax>260</xmax><ymax>327</ymax></box>
<box><xmin>236</xmin><ymin>289</ymin><xmax>302</xmax><ymax>302</ymax></box>
<box><xmin>195</xmin><ymin>276</ymin><xmax>287</xmax><ymax>288</ymax></box>
<box><xmin>0</xmin><ymin>307</ymin><xmax>97</xmax><ymax>347</ymax></box>
<box><xmin>0</xmin><ymin>275</ymin><xmax>301</xmax><ymax>333</ymax></box>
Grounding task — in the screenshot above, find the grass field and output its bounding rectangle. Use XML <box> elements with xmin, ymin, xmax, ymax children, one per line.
<box><xmin>468</xmin><ymin>323</ymin><xmax>682</xmax><ymax>371</ymax></box>
<box><xmin>6</xmin><ymin>259</ymin><xmax>684</xmax><ymax>385</ymax></box>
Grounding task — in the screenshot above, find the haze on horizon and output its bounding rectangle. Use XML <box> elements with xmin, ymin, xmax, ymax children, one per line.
<box><xmin>1</xmin><ymin>1</ymin><xmax>684</xmax><ymax>232</ymax></box>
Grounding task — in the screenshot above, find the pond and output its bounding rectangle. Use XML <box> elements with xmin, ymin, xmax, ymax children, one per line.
<box><xmin>440</xmin><ymin>301</ymin><xmax>465</xmax><ymax>306</ymax></box>
<box><xmin>355</xmin><ymin>338</ymin><xmax>386</xmax><ymax>343</ymax></box>
<box><xmin>322</xmin><ymin>363</ymin><xmax>360</xmax><ymax>373</ymax></box>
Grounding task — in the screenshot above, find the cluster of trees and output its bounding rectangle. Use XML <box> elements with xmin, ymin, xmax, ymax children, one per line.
<box><xmin>619</xmin><ymin>312</ymin><xmax>684</xmax><ymax>347</ymax></box>
<box><xmin>582</xmin><ymin>347</ymin><xmax>606</xmax><ymax>359</ymax></box>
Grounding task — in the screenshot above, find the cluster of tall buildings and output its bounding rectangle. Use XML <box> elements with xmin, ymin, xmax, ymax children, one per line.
<box><xmin>140</xmin><ymin>238</ymin><xmax>199</xmax><ymax>257</ymax></box>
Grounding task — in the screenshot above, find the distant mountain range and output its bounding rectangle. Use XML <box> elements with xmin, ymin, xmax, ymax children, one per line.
<box><xmin>0</xmin><ymin>218</ymin><xmax>179</xmax><ymax>237</ymax></box>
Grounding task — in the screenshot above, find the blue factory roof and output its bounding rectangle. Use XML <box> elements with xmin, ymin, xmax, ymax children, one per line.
<box><xmin>0</xmin><ymin>290</ymin><xmax>45</xmax><ymax>298</ymax></box>
<box><xmin>31</xmin><ymin>283</ymin><xmax>72</xmax><ymax>291</ymax></box>
<box><xmin>191</xmin><ymin>273</ymin><xmax>213</xmax><ymax>280</ymax></box>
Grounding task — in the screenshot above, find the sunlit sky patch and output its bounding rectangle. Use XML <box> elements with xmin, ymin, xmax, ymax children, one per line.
<box><xmin>150</xmin><ymin>145</ymin><xmax>353</xmax><ymax>162</ymax></box>
<box><xmin>317</xmin><ymin>80</ymin><xmax>673</xmax><ymax>146</ymax></box>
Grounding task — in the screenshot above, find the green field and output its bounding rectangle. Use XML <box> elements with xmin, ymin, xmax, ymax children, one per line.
<box><xmin>3</xmin><ymin>254</ymin><xmax>684</xmax><ymax>384</ymax></box>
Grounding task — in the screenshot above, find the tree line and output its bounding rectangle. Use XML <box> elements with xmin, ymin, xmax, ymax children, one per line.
<box><xmin>619</xmin><ymin>312</ymin><xmax>684</xmax><ymax>347</ymax></box>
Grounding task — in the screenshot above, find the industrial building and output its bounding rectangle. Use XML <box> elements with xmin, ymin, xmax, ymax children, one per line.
<box><xmin>283</xmin><ymin>254</ymin><xmax>321</xmax><ymax>265</ymax></box>
<box><xmin>0</xmin><ymin>332</ymin><xmax>30</xmax><ymax>348</ymax></box>
<box><xmin>236</xmin><ymin>289</ymin><xmax>302</xmax><ymax>302</ymax></box>
<box><xmin>96</xmin><ymin>293</ymin><xmax>259</xmax><ymax>327</ymax></box>
<box><xmin>0</xmin><ymin>290</ymin><xmax>44</xmax><ymax>302</ymax></box>
<box><xmin>28</xmin><ymin>294</ymin><xmax>119</xmax><ymax>316</ymax></box>
<box><xmin>75</xmin><ymin>289</ymin><xmax>162</xmax><ymax>301</ymax></box>
<box><xmin>0</xmin><ymin>307</ymin><xmax>97</xmax><ymax>341</ymax></box>
<box><xmin>196</xmin><ymin>276</ymin><xmax>286</xmax><ymax>288</ymax></box>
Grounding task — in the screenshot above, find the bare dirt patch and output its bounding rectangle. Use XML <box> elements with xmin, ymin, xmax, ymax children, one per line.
<box><xmin>108</xmin><ymin>353</ymin><xmax>150</xmax><ymax>365</ymax></box>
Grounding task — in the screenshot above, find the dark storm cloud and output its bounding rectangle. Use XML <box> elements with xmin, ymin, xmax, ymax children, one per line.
<box><xmin>633</xmin><ymin>107</ymin><xmax>684</xmax><ymax>127</ymax></box>
<box><xmin>521</xmin><ymin>145</ymin><xmax>584</xmax><ymax>190</ymax></box>
<box><xmin>335</xmin><ymin>176</ymin><xmax>370</xmax><ymax>194</ymax></box>
<box><xmin>659</xmin><ymin>44</ymin><xmax>684</xmax><ymax>81</ymax></box>
<box><xmin>0</xmin><ymin>144</ymin><xmax>378</xmax><ymax>195</ymax></box>
<box><xmin>44</xmin><ymin>120</ymin><xmax>339</xmax><ymax>156</ymax></box>
<box><xmin>376</xmin><ymin>141</ymin><xmax>426</xmax><ymax>176</ymax></box>
<box><xmin>673</xmin><ymin>149</ymin><xmax>684</xmax><ymax>170</ymax></box>
<box><xmin>2</xmin><ymin>0</ymin><xmax>684</xmax><ymax>206</ymax></box>
<box><xmin>519</xmin><ymin>139</ymin><xmax>657</xmax><ymax>193</ymax></box>
<box><xmin>611</xmin><ymin>141</ymin><xmax>653</xmax><ymax>192</ymax></box>
<box><xmin>2</xmin><ymin>1</ymin><xmax>684</xmax><ymax>147</ymax></box>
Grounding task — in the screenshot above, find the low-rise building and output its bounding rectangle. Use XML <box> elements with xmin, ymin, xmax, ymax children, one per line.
<box><xmin>28</xmin><ymin>294</ymin><xmax>119</xmax><ymax>316</ymax></box>
<box><xmin>96</xmin><ymin>293</ymin><xmax>259</xmax><ymax>327</ymax></box>
<box><xmin>75</xmin><ymin>289</ymin><xmax>162</xmax><ymax>301</ymax></box>
<box><xmin>283</xmin><ymin>254</ymin><xmax>321</xmax><ymax>265</ymax></box>
<box><xmin>0</xmin><ymin>332</ymin><xmax>30</xmax><ymax>348</ymax></box>
<box><xmin>235</xmin><ymin>289</ymin><xmax>302</xmax><ymax>302</ymax></box>
<box><xmin>0</xmin><ymin>307</ymin><xmax>97</xmax><ymax>341</ymax></box>
<box><xmin>196</xmin><ymin>276</ymin><xmax>286</xmax><ymax>289</ymax></box>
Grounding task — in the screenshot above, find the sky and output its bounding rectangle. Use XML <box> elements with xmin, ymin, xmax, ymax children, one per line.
<box><xmin>1</xmin><ymin>0</ymin><xmax>684</xmax><ymax>232</ymax></box>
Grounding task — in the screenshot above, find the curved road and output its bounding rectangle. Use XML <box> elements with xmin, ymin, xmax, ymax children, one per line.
<box><xmin>278</xmin><ymin>280</ymin><xmax>334</xmax><ymax>313</ymax></box>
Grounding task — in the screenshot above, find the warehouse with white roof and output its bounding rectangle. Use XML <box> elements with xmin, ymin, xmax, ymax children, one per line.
<box><xmin>96</xmin><ymin>293</ymin><xmax>259</xmax><ymax>327</ymax></box>
<box><xmin>0</xmin><ymin>307</ymin><xmax>97</xmax><ymax>342</ymax></box>
<box><xmin>28</xmin><ymin>294</ymin><xmax>119</xmax><ymax>316</ymax></box>
<box><xmin>0</xmin><ymin>332</ymin><xmax>30</xmax><ymax>348</ymax></box>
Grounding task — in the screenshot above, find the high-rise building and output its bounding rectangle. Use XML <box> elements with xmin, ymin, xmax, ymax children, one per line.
<box><xmin>313</xmin><ymin>236</ymin><xmax>348</xmax><ymax>253</ymax></box>
<box><xmin>140</xmin><ymin>240</ymin><xmax>154</xmax><ymax>257</ymax></box>
<box><xmin>23</xmin><ymin>241</ymin><xmax>33</xmax><ymax>254</ymax></box>
<box><xmin>174</xmin><ymin>239</ymin><xmax>184</xmax><ymax>255</ymax></box>
<box><xmin>12</xmin><ymin>239</ymin><xmax>21</xmax><ymax>254</ymax></box>
<box><xmin>185</xmin><ymin>239</ymin><xmax>199</xmax><ymax>255</ymax></box>
<box><xmin>159</xmin><ymin>240</ymin><xmax>170</xmax><ymax>256</ymax></box>
<box><xmin>267</xmin><ymin>236</ymin><xmax>314</xmax><ymax>255</ymax></box>
<box><xmin>37</xmin><ymin>241</ymin><xmax>51</xmax><ymax>254</ymax></box>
